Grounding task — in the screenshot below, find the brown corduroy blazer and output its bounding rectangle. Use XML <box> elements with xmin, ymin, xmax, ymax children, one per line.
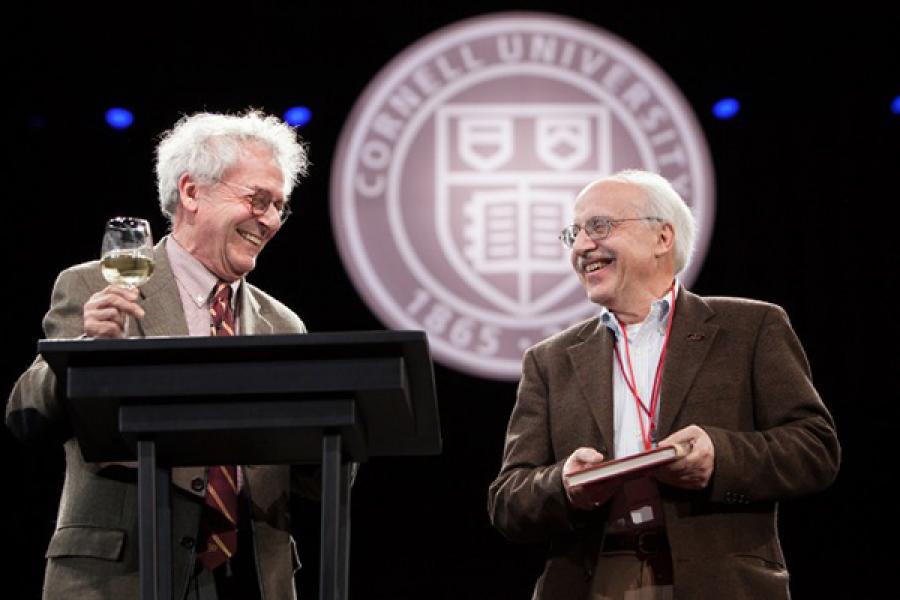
<box><xmin>7</xmin><ymin>237</ymin><xmax>315</xmax><ymax>600</ymax></box>
<box><xmin>488</xmin><ymin>289</ymin><xmax>840</xmax><ymax>600</ymax></box>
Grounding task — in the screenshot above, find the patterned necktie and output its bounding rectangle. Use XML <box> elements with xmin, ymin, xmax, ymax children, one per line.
<box><xmin>197</xmin><ymin>281</ymin><xmax>239</xmax><ymax>572</ymax></box>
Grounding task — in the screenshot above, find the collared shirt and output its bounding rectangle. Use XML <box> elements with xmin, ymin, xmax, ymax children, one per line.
<box><xmin>166</xmin><ymin>236</ymin><xmax>245</xmax><ymax>494</ymax></box>
<box><xmin>166</xmin><ymin>236</ymin><xmax>242</xmax><ymax>337</ymax></box>
<box><xmin>599</xmin><ymin>281</ymin><xmax>679</xmax><ymax>459</ymax></box>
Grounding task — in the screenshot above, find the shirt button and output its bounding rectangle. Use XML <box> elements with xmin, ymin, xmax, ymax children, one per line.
<box><xmin>191</xmin><ymin>478</ymin><xmax>205</xmax><ymax>492</ymax></box>
<box><xmin>180</xmin><ymin>536</ymin><xmax>195</xmax><ymax>549</ymax></box>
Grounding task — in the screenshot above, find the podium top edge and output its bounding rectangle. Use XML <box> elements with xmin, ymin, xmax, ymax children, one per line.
<box><xmin>39</xmin><ymin>330</ymin><xmax>428</xmax><ymax>353</ymax></box>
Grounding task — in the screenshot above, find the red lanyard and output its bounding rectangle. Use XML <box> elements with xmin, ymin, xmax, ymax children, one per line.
<box><xmin>613</xmin><ymin>287</ymin><xmax>676</xmax><ymax>451</ymax></box>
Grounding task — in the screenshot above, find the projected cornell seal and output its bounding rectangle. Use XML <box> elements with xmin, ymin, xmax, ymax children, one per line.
<box><xmin>330</xmin><ymin>12</ymin><xmax>715</xmax><ymax>380</ymax></box>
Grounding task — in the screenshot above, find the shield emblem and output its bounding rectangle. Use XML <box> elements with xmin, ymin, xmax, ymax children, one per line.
<box><xmin>457</xmin><ymin>117</ymin><xmax>514</xmax><ymax>171</ymax></box>
<box><xmin>535</xmin><ymin>117</ymin><xmax>591</xmax><ymax>171</ymax></box>
<box><xmin>435</xmin><ymin>105</ymin><xmax>609</xmax><ymax>317</ymax></box>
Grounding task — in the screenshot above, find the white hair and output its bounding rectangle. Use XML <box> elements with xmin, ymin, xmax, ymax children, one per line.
<box><xmin>596</xmin><ymin>169</ymin><xmax>697</xmax><ymax>274</ymax></box>
<box><xmin>155</xmin><ymin>109</ymin><xmax>309</xmax><ymax>222</ymax></box>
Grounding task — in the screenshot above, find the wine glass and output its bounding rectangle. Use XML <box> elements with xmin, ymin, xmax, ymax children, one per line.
<box><xmin>100</xmin><ymin>217</ymin><xmax>155</xmax><ymax>288</ymax></box>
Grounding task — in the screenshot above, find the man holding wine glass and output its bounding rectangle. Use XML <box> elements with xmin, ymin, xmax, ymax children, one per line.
<box><xmin>8</xmin><ymin>110</ymin><xmax>316</xmax><ymax>599</ymax></box>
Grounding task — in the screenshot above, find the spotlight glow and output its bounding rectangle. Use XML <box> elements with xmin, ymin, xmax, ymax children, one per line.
<box><xmin>712</xmin><ymin>98</ymin><xmax>740</xmax><ymax>120</ymax></box>
<box><xmin>891</xmin><ymin>95</ymin><xmax>900</xmax><ymax>115</ymax></box>
<box><xmin>284</xmin><ymin>106</ymin><xmax>312</xmax><ymax>127</ymax></box>
<box><xmin>105</xmin><ymin>108</ymin><xmax>134</xmax><ymax>130</ymax></box>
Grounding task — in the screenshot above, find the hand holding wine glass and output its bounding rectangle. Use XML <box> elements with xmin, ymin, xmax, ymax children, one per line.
<box><xmin>84</xmin><ymin>217</ymin><xmax>154</xmax><ymax>338</ymax></box>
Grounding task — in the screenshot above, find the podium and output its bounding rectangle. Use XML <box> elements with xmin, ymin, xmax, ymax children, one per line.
<box><xmin>41</xmin><ymin>331</ymin><xmax>441</xmax><ymax>600</ymax></box>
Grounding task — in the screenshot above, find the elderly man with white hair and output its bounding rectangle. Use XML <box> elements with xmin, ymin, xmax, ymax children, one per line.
<box><xmin>488</xmin><ymin>169</ymin><xmax>840</xmax><ymax>600</ymax></box>
<box><xmin>8</xmin><ymin>110</ymin><xmax>316</xmax><ymax>600</ymax></box>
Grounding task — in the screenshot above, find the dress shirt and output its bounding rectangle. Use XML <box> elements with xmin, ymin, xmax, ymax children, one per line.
<box><xmin>599</xmin><ymin>281</ymin><xmax>679</xmax><ymax>459</ymax></box>
<box><xmin>165</xmin><ymin>235</ymin><xmax>245</xmax><ymax>493</ymax></box>
<box><xmin>166</xmin><ymin>236</ymin><xmax>242</xmax><ymax>336</ymax></box>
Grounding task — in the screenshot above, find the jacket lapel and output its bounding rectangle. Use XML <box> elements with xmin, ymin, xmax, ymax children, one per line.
<box><xmin>567</xmin><ymin>318</ymin><xmax>616</xmax><ymax>456</ymax></box>
<box><xmin>238</xmin><ymin>284</ymin><xmax>274</xmax><ymax>335</ymax></box>
<box><xmin>133</xmin><ymin>237</ymin><xmax>189</xmax><ymax>338</ymax></box>
<box><xmin>656</xmin><ymin>289</ymin><xmax>719</xmax><ymax>439</ymax></box>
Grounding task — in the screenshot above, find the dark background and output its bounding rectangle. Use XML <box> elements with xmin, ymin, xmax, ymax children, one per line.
<box><xmin>3</xmin><ymin>2</ymin><xmax>898</xmax><ymax>598</ymax></box>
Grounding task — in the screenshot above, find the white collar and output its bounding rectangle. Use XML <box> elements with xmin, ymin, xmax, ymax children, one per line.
<box><xmin>599</xmin><ymin>280</ymin><xmax>680</xmax><ymax>339</ymax></box>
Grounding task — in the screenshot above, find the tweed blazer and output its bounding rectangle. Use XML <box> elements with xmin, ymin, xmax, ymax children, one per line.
<box><xmin>488</xmin><ymin>289</ymin><xmax>840</xmax><ymax>600</ymax></box>
<box><xmin>7</xmin><ymin>237</ymin><xmax>313</xmax><ymax>600</ymax></box>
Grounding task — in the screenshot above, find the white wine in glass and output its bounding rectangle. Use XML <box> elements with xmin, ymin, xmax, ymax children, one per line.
<box><xmin>101</xmin><ymin>217</ymin><xmax>155</xmax><ymax>288</ymax></box>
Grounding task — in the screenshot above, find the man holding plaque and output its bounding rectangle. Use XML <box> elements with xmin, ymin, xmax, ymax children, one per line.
<box><xmin>7</xmin><ymin>110</ymin><xmax>316</xmax><ymax>599</ymax></box>
<box><xmin>488</xmin><ymin>170</ymin><xmax>840</xmax><ymax>599</ymax></box>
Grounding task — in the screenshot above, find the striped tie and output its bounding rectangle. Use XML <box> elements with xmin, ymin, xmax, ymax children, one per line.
<box><xmin>197</xmin><ymin>281</ymin><xmax>239</xmax><ymax>572</ymax></box>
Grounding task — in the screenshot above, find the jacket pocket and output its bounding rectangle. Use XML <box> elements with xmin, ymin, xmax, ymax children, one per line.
<box><xmin>46</xmin><ymin>526</ymin><xmax>126</xmax><ymax>561</ymax></box>
<box><xmin>732</xmin><ymin>553</ymin><xmax>786</xmax><ymax>572</ymax></box>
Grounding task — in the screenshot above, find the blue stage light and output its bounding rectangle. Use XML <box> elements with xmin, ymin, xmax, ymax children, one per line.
<box><xmin>284</xmin><ymin>106</ymin><xmax>312</xmax><ymax>127</ymax></box>
<box><xmin>891</xmin><ymin>95</ymin><xmax>900</xmax><ymax>115</ymax></box>
<box><xmin>712</xmin><ymin>98</ymin><xmax>740</xmax><ymax>120</ymax></box>
<box><xmin>105</xmin><ymin>108</ymin><xmax>134</xmax><ymax>130</ymax></box>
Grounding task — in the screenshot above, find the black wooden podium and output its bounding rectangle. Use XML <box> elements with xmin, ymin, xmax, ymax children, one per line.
<box><xmin>41</xmin><ymin>331</ymin><xmax>441</xmax><ymax>600</ymax></box>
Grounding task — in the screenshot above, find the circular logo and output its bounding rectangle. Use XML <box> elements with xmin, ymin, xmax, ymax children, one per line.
<box><xmin>331</xmin><ymin>12</ymin><xmax>715</xmax><ymax>381</ymax></box>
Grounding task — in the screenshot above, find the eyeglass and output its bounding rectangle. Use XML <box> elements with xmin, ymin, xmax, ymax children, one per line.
<box><xmin>558</xmin><ymin>216</ymin><xmax>662</xmax><ymax>248</ymax></box>
<box><xmin>217</xmin><ymin>180</ymin><xmax>292</xmax><ymax>224</ymax></box>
